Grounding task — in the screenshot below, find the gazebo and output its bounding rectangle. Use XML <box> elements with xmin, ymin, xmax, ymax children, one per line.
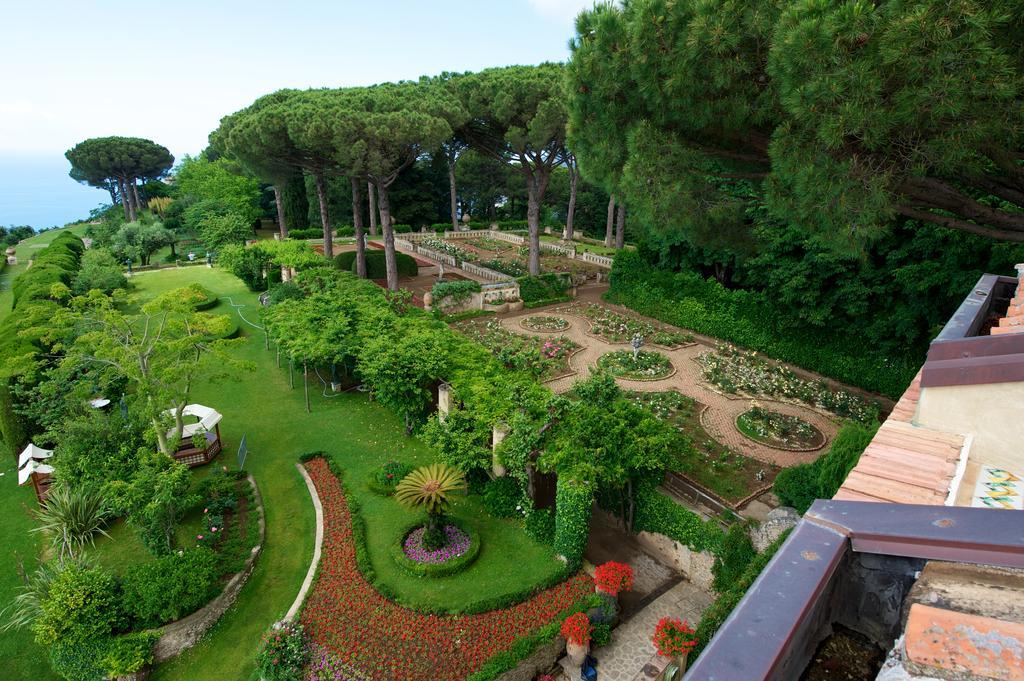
<box><xmin>18</xmin><ymin>443</ymin><xmax>54</xmax><ymax>503</ymax></box>
<box><xmin>165</xmin><ymin>404</ymin><xmax>224</xmax><ymax>467</ymax></box>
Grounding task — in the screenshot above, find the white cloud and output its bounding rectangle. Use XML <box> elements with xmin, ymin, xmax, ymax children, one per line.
<box><xmin>527</xmin><ymin>0</ymin><xmax>594</xmax><ymax>24</ymax></box>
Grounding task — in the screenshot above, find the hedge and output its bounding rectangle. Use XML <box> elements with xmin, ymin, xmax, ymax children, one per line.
<box><xmin>287</xmin><ymin>226</ymin><xmax>355</xmax><ymax>240</ymax></box>
<box><xmin>517</xmin><ymin>273</ymin><xmax>572</xmax><ymax>306</ymax></box>
<box><xmin>553</xmin><ymin>478</ymin><xmax>594</xmax><ymax>571</ymax></box>
<box><xmin>333</xmin><ymin>250</ymin><xmax>418</xmax><ymax>278</ymax></box>
<box><xmin>691</xmin><ymin>530</ymin><xmax>792</xmax><ymax>660</ymax></box>
<box><xmin>607</xmin><ymin>250</ymin><xmax>917</xmax><ymax>398</ymax></box>
<box><xmin>630</xmin><ymin>482</ymin><xmax>724</xmax><ymax>554</ymax></box>
<box><xmin>774</xmin><ymin>421</ymin><xmax>878</xmax><ymax>513</ymax></box>
<box><xmin>389</xmin><ymin>519</ymin><xmax>481</xmax><ymax>578</ymax></box>
<box><xmin>432</xmin><ymin>280</ymin><xmax>481</xmax><ymax>307</ymax></box>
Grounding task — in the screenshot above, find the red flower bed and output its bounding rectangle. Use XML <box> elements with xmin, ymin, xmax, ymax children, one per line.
<box><xmin>300</xmin><ymin>458</ymin><xmax>593</xmax><ymax>678</ymax></box>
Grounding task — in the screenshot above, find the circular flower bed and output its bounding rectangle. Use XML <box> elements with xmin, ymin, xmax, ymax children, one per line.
<box><xmin>391</xmin><ymin>521</ymin><xmax>481</xmax><ymax>577</ymax></box>
<box><xmin>522</xmin><ymin>315</ymin><xmax>570</xmax><ymax>332</ymax></box>
<box><xmin>597</xmin><ymin>350</ymin><xmax>674</xmax><ymax>380</ymax></box>
<box><xmin>736</xmin><ymin>406</ymin><xmax>826</xmax><ymax>450</ymax></box>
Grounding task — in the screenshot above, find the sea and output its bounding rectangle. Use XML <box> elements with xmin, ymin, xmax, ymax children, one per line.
<box><xmin>0</xmin><ymin>151</ymin><xmax>109</xmax><ymax>231</ymax></box>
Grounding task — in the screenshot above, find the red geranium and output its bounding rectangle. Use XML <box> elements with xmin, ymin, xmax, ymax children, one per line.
<box><xmin>594</xmin><ymin>561</ymin><xmax>634</xmax><ymax>596</ymax></box>
<box><xmin>560</xmin><ymin>612</ymin><xmax>591</xmax><ymax>646</ymax></box>
<box><xmin>653</xmin><ymin>617</ymin><xmax>698</xmax><ymax>657</ymax></box>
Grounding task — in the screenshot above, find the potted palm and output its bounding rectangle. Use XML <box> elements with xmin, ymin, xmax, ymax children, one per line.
<box><xmin>394</xmin><ymin>463</ymin><xmax>466</xmax><ymax>550</ymax></box>
<box><xmin>653</xmin><ymin>617</ymin><xmax>698</xmax><ymax>681</ymax></box>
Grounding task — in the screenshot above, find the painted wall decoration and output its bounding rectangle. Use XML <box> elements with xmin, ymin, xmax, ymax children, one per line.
<box><xmin>971</xmin><ymin>466</ymin><xmax>1023</xmax><ymax>510</ymax></box>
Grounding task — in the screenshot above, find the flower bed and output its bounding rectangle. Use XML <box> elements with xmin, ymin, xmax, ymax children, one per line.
<box><xmin>736</xmin><ymin>406</ymin><xmax>826</xmax><ymax>451</ymax></box>
<box><xmin>481</xmin><ymin>258</ymin><xmax>528</xmax><ymax>278</ymax></box>
<box><xmin>522</xmin><ymin>315</ymin><xmax>570</xmax><ymax>332</ymax></box>
<box><xmin>366</xmin><ymin>460</ymin><xmax>413</xmax><ymax>496</ymax></box>
<box><xmin>423</xmin><ymin>237</ymin><xmax>477</xmax><ymax>262</ymax></box>
<box><xmin>391</xmin><ymin>521</ymin><xmax>482</xmax><ymax>577</ymax></box>
<box><xmin>299</xmin><ymin>458</ymin><xmax>594</xmax><ymax>678</ymax></box>
<box><xmin>580</xmin><ymin>303</ymin><xmax>693</xmax><ymax>347</ymax></box>
<box><xmin>454</xmin><ymin>319</ymin><xmax>579</xmax><ymax>381</ymax></box>
<box><xmin>597</xmin><ymin>350</ymin><xmax>674</xmax><ymax>380</ymax></box>
<box><xmin>696</xmin><ymin>344</ymin><xmax>880</xmax><ymax>423</ymax></box>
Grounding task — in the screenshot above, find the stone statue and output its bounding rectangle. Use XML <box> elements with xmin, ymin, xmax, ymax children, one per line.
<box><xmin>631</xmin><ymin>333</ymin><xmax>644</xmax><ymax>361</ymax></box>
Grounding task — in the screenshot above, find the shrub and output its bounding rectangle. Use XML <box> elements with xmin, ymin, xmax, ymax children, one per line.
<box><xmin>630</xmin><ymin>482</ymin><xmax>723</xmax><ymax>553</ymax></box>
<box><xmin>432</xmin><ymin>280</ymin><xmax>482</xmax><ymax>307</ymax></box>
<box><xmin>773</xmin><ymin>421</ymin><xmax>878</xmax><ymax>513</ymax></box>
<box><xmin>712</xmin><ymin>523</ymin><xmax>756</xmax><ymax>593</ymax></box>
<box><xmin>607</xmin><ymin>250</ymin><xmax>917</xmax><ymax>398</ymax></box>
<box><xmin>72</xmin><ymin>248</ymin><xmax>127</xmax><ymax>295</ymax></box>
<box><xmin>524</xmin><ymin>507</ymin><xmax>555</xmax><ymax>545</ymax></box>
<box><xmin>255</xmin><ymin>621</ymin><xmax>307</xmax><ymax>681</ymax></box>
<box><xmin>121</xmin><ymin>547</ymin><xmax>220</xmax><ymax>628</ymax></box>
<box><xmin>591</xmin><ymin>622</ymin><xmax>613</xmax><ymax>648</ymax></box>
<box><xmin>33</xmin><ymin>564</ymin><xmax>125</xmax><ymax>646</ymax></box>
<box><xmin>333</xmin><ymin>249</ymin><xmax>418</xmax><ymax>278</ymax></box>
<box><xmin>99</xmin><ymin>632</ymin><xmax>158</xmax><ymax>678</ymax></box>
<box><xmin>367</xmin><ymin>460</ymin><xmax>413</xmax><ymax>496</ymax></box>
<box><xmin>553</xmin><ymin>479</ymin><xmax>594</xmax><ymax>571</ymax></box>
<box><xmin>482</xmin><ymin>477</ymin><xmax>522</xmax><ymax>518</ymax></box>
<box><xmin>517</xmin><ymin>273</ymin><xmax>571</xmax><ymax>305</ymax></box>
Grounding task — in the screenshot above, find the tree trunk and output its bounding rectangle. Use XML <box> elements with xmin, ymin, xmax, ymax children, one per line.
<box><xmin>108</xmin><ymin>184</ymin><xmax>118</xmax><ymax>206</ymax></box>
<box><xmin>367</xmin><ymin>181</ymin><xmax>378</xmax><ymax>236</ymax></box>
<box><xmin>605</xmin><ymin>195</ymin><xmax>615</xmax><ymax>247</ymax></box>
<box><xmin>615</xmin><ymin>202</ymin><xmax>626</xmax><ymax>249</ymax></box>
<box><xmin>448</xmin><ymin>158</ymin><xmax>459</xmax><ymax>231</ymax></box>
<box><xmin>526</xmin><ymin>179</ymin><xmax>543</xmax><ymax>276</ymax></box>
<box><xmin>351</xmin><ymin>177</ymin><xmax>367</xmax><ymax>278</ymax></box>
<box><xmin>303</xmin><ymin>362</ymin><xmax>310</xmax><ymax>413</ymax></box>
<box><xmin>565</xmin><ymin>166</ymin><xmax>578</xmax><ymax>240</ymax></box>
<box><xmin>376</xmin><ymin>182</ymin><xmax>400</xmax><ymax>291</ymax></box>
<box><xmin>314</xmin><ymin>172</ymin><xmax>332</xmax><ymax>260</ymax></box>
<box><xmin>117</xmin><ymin>178</ymin><xmax>130</xmax><ymax>220</ymax></box>
<box><xmin>153</xmin><ymin>417</ymin><xmax>170</xmax><ymax>456</ymax></box>
<box><xmin>273</xmin><ymin>185</ymin><xmax>288</xmax><ymax>239</ymax></box>
<box><xmin>131</xmin><ymin>181</ymin><xmax>144</xmax><ymax>214</ymax></box>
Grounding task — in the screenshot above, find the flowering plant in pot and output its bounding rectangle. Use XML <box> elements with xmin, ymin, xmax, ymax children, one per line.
<box><xmin>653</xmin><ymin>617</ymin><xmax>698</xmax><ymax>681</ymax></box>
<box><xmin>560</xmin><ymin>611</ymin><xmax>592</xmax><ymax>666</ymax></box>
<box><xmin>594</xmin><ymin>561</ymin><xmax>635</xmax><ymax>597</ymax></box>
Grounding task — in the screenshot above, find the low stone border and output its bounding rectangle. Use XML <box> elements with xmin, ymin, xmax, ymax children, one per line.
<box><xmin>696</xmin><ymin>398</ymin><xmax>831</xmax><ymax>460</ymax></box>
<box><xmin>152</xmin><ymin>474</ymin><xmax>266</xmax><ymax>662</ymax></box>
<box><xmin>540</xmin><ymin>344</ymin><xmax>585</xmax><ymax>385</ymax></box>
<box><xmin>284</xmin><ymin>463</ymin><xmax>325</xmax><ymax>622</ymax></box>
<box><xmin>734</xmin><ymin>483</ymin><xmax>777</xmax><ymax>511</ymax></box>
<box><xmin>732</xmin><ymin>412</ymin><xmax>828</xmax><ymax>453</ymax></box>
<box><xmin>555</xmin><ymin>304</ymin><xmax>697</xmax><ymax>350</ymax></box>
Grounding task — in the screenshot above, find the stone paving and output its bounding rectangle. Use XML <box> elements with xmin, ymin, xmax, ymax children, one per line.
<box><xmin>498</xmin><ymin>298</ymin><xmax>841</xmax><ymax>468</ymax></box>
<box><xmin>560</xmin><ymin>580</ymin><xmax>715</xmax><ymax>681</ymax></box>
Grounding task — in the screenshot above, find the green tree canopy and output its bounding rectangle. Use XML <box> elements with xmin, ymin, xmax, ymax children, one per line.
<box><xmin>66</xmin><ymin>137</ymin><xmax>173</xmax><ymax>222</ymax></box>
<box><xmin>567</xmin><ymin>0</ymin><xmax>1024</xmax><ymax>245</ymax></box>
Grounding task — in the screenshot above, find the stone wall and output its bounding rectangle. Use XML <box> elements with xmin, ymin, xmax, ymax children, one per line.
<box><xmin>151</xmin><ymin>474</ymin><xmax>266</xmax><ymax>663</ymax></box>
<box><xmin>493</xmin><ymin>635</ymin><xmax>565</xmax><ymax>681</ymax></box>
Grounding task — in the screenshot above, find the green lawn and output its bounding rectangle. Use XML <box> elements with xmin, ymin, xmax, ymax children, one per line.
<box><xmin>119</xmin><ymin>268</ymin><xmax>560</xmax><ymax>679</ymax></box>
<box><xmin>540</xmin><ymin>234</ymin><xmax>621</xmax><ymax>256</ymax></box>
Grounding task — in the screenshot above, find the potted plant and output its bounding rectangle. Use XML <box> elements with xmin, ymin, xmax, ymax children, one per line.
<box><xmin>653</xmin><ymin>617</ymin><xmax>698</xmax><ymax>681</ymax></box>
<box><xmin>561</xmin><ymin>611</ymin><xmax>591</xmax><ymax>667</ymax></box>
<box><xmin>594</xmin><ymin>561</ymin><xmax>634</xmax><ymax>599</ymax></box>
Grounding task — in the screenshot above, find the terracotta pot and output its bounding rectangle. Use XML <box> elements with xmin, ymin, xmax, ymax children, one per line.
<box><xmin>661</xmin><ymin>653</ymin><xmax>688</xmax><ymax>681</ymax></box>
<box><xmin>566</xmin><ymin>640</ymin><xmax>589</xmax><ymax>667</ymax></box>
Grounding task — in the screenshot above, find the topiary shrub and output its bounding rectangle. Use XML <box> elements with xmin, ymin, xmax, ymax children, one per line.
<box><xmin>553</xmin><ymin>479</ymin><xmax>594</xmax><ymax>571</ymax></box>
<box><xmin>482</xmin><ymin>477</ymin><xmax>522</xmax><ymax>518</ymax></box>
<box><xmin>525</xmin><ymin>507</ymin><xmax>556</xmax><ymax>545</ymax></box>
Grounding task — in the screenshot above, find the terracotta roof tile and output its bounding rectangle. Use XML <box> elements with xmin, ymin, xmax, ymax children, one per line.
<box><xmin>905</xmin><ymin>603</ymin><xmax>1024</xmax><ymax>680</ymax></box>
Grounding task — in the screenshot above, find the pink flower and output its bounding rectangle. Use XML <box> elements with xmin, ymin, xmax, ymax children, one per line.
<box><xmin>197</xmin><ymin>534</ymin><xmax>204</xmax><ymax>540</ymax></box>
<box><xmin>204</xmin><ymin>507</ymin><xmax>209</xmax><ymax>513</ymax></box>
<box><xmin>211</xmin><ymin>526</ymin><xmax>218</xmax><ymax>532</ymax></box>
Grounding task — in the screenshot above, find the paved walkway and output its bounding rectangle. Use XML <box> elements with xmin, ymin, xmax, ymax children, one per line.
<box><xmin>567</xmin><ymin>581</ymin><xmax>714</xmax><ymax>681</ymax></box>
<box><xmin>498</xmin><ymin>300</ymin><xmax>840</xmax><ymax>468</ymax></box>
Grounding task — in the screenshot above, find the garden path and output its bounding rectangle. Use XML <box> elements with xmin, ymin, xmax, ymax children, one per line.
<box><xmin>498</xmin><ymin>302</ymin><xmax>839</xmax><ymax>468</ymax></box>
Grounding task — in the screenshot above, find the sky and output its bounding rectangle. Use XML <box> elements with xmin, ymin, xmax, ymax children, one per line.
<box><xmin>1</xmin><ymin>0</ymin><xmax>593</xmax><ymax>160</ymax></box>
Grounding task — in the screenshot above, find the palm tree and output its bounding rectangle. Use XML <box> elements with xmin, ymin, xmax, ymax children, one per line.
<box><xmin>394</xmin><ymin>463</ymin><xmax>466</xmax><ymax>549</ymax></box>
<box><xmin>31</xmin><ymin>485</ymin><xmax>110</xmax><ymax>561</ymax></box>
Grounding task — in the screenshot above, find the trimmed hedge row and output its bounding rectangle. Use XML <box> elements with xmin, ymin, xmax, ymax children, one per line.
<box><xmin>333</xmin><ymin>250</ymin><xmax>419</xmax><ymax>278</ymax></box>
<box><xmin>630</xmin><ymin>482</ymin><xmax>724</xmax><ymax>554</ymax></box>
<box><xmin>389</xmin><ymin>519</ymin><xmax>481</xmax><ymax>578</ymax></box>
<box><xmin>774</xmin><ymin>421</ymin><xmax>878</xmax><ymax>513</ymax></box>
<box><xmin>607</xmin><ymin>250</ymin><xmax>918</xmax><ymax>398</ymax></box>
<box><xmin>517</xmin><ymin>273</ymin><xmax>572</xmax><ymax>306</ymax></box>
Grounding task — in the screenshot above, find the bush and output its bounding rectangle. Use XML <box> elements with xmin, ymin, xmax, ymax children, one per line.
<box><xmin>72</xmin><ymin>248</ymin><xmax>127</xmax><ymax>295</ymax></box>
<box><xmin>333</xmin><ymin>249</ymin><xmax>418</xmax><ymax>278</ymax></box>
<box><xmin>431</xmin><ymin>279</ymin><xmax>482</xmax><ymax>307</ymax></box>
<box><xmin>482</xmin><ymin>477</ymin><xmax>522</xmax><ymax>518</ymax></box>
<box><xmin>33</xmin><ymin>564</ymin><xmax>125</xmax><ymax>647</ymax></box>
<box><xmin>255</xmin><ymin>622</ymin><xmax>307</xmax><ymax>681</ymax></box>
<box><xmin>773</xmin><ymin>421</ymin><xmax>878</xmax><ymax>513</ymax></box>
<box><xmin>517</xmin><ymin>273</ymin><xmax>572</xmax><ymax>305</ymax></box>
<box><xmin>712</xmin><ymin>523</ymin><xmax>756</xmax><ymax>593</ymax></box>
<box><xmin>630</xmin><ymin>482</ymin><xmax>724</xmax><ymax>553</ymax></box>
<box><xmin>121</xmin><ymin>547</ymin><xmax>221</xmax><ymax>627</ymax></box>
<box><xmin>607</xmin><ymin>250</ymin><xmax>917</xmax><ymax>398</ymax></box>
<box><xmin>287</xmin><ymin>228</ymin><xmax>324</xmax><ymax>240</ymax></box>
<box><xmin>367</xmin><ymin>460</ymin><xmax>413</xmax><ymax>496</ymax></box>
<box><xmin>99</xmin><ymin>632</ymin><xmax>158</xmax><ymax>678</ymax></box>
<box><xmin>524</xmin><ymin>507</ymin><xmax>555</xmax><ymax>545</ymax></box>
<box><xmin>591</xmin><ymin>622</ymin><xmax>613</xmax><ymax>647</ymax></box>
<box><xmin>553</xmin><ymin>479</ymin><xmax>594</xmax><ymax>571</ymax></box>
